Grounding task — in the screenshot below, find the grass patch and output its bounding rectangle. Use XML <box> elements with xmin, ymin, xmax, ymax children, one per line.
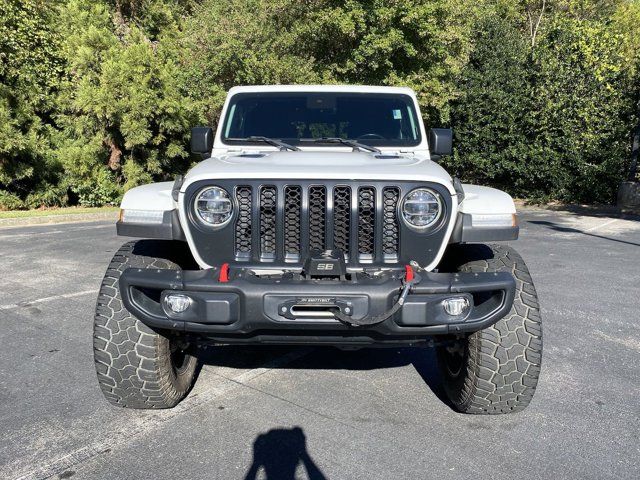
<box><xmin>0</xmin><ymin>206</ymin><xmax>119</xmax><ymax>219</ymax></box>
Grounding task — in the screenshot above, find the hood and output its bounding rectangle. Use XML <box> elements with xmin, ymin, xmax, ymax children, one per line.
<box><xmin>183</xmin><ymin>151</ymin><xmax>454</xmax><ymax>193</ymax></box>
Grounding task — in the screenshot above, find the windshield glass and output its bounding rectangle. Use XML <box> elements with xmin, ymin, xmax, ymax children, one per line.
<box><xmin>221</xmin><ymin>92</ymin><xmax>421</xmax><ymax>147</ymax></box>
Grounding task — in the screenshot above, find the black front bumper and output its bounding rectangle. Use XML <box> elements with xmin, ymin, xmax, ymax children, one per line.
<box><xmin>119</xmin><ymin>267</ymin><xmax>515</xmax><ymax>346</ymax></box>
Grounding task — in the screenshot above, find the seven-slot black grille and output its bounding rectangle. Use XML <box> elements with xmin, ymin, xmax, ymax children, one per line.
<box><xmin>188</xmin><ymin>179</ymin><xmax>451</xmax><ymax>269</ymax></box>
<box><xmin>233</xmin><ymin>183</ymin><xmax>402</xmax><ymax>264</ymax></box>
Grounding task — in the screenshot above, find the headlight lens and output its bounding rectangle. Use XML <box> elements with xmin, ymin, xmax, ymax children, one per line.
<box><xmin>402</xmin><ymin>188</ymin><xmax>442</xmax><ymax>228</ymax></box>
<box><xmin>195</xmin><ymin>187</ymin><xmax>233</xmax><ymax>226</ymax></box>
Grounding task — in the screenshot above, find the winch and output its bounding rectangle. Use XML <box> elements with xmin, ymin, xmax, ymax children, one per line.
<box><xmin>302</xmin><ymin>250</ymin><xmax>347</xmax><ymax>280</ymax></box>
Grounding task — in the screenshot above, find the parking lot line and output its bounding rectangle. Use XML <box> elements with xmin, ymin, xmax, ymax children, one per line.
<box><xmin>583</xmin><ymin>218</ymin><xmax>619</xmax><ymax>232</ymax></box>
<box><xmin>593</xmin><ymin>330</ymin><xmax>640</xmax><ymax>352</ymax></box>
<box><xmin>0</xmin><ymin>289</ymin><xmax>98</xmax><ymax>311</ymax></box>
<box><xmin>0</xmin><ymin>223</ymin><xmax>113</xmax><ymax>239</ymax></box>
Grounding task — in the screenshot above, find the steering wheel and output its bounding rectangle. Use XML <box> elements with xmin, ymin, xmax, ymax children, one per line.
<box><xmin>357</xmin><ymin>133</ymin><xmax>386</xmax><ymax>140</ymax></box>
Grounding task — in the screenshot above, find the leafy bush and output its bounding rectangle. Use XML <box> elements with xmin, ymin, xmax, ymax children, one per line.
<box><xmin>447</xmin><ymin>13</ymin><xmax>535</xmax><ymax>197</ymax></box>
<box><xmin>0</xmin><ymin>0</ymin><xmax>63</xmax><ymax>203</ymax></box>
<box><xmin>24</xmin><ymin>184</ymin><xmax>68</xmax><ymax>209</ymax></box>
<box><xmin>54</xmin><ymin>0</ymin><xmax>200</xmax><ymax>202</ymax></box>
<box><xmin>0</xmin><ymin>190</ymin><xmax>24</xmax><ymax>210</ymax></box>
<box><xmin>72</xmin><ymin>169</ymin><xmax>123</xmax><ymax>207</ymax></box>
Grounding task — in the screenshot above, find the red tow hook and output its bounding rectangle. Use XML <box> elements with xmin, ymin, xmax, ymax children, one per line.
<box><xmin>404</xmin><ymin>264</ymin><xmax>415</xmax><ymax>283</ymax></box>
<box><xmin>219</xmin><ymin>263</ymin><xmax>230</xmax><ymax>283</ymax></box>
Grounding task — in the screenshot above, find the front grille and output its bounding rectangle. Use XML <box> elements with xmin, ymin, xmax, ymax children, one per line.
<box><xmin>234</xmin><ymin>183</ymin><xmax>401</xmax><ymax>264</ymax></box>
<box><xmin>189</xmin><ymin>179</ymin><xmax>450</xmax><ymax>270</ymax></box>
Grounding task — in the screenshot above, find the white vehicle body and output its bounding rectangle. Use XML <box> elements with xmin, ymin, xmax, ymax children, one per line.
<box><xmin>119</xmin><ymin>85</ymin><xmax>517</xmax><ymax>271</ymax></box>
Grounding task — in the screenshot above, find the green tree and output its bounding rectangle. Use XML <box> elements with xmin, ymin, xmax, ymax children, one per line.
<box><xmin>179</xmin><ymin>0</ymin><xmax>323</xmax><ymax>125</ymax></box>
<box><xmin>54</xmin><ymin>0</ymin><xmax>201</xmax><ymax>206</ymax></box>
<box><xmin>529</xmin><ymin>13</ymin><xmax>635</xmax><ymax>202</ymax></box>
<box><xmin>447</xmin><ymin>12</ymin><xmax>536</xmax><ymax>196</ymax></box>
<box><xmin>450</xmin><ymin>0</ymin><xmax>640</xmax><ymax>203</ymax></box>
<box><xmin>182</xmin><ymin>0</ymin><xmax>481</xmax><ymax>126</ymax></box>
<box><xmin>0</xmin><ymin>0</ymin><xmax>64</xmax><ymax>209</ymax></box>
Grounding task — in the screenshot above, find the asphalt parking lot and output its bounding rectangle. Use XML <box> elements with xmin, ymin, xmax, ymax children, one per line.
<box><xmin>1</xmin><ymin>208</ymin><xmax>639</xmax><ymax>480</ymax></box>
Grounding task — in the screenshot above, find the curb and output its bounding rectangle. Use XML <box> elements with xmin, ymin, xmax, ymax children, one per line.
<box><xmin>0</xmin><ymin>211</ymin><xmax>119</xmax><ymax>228</ymax></box>
<box><xmin>514</xmin><ymin>200</ymin><xmax>640</xmax><ymax>220</ymax></box>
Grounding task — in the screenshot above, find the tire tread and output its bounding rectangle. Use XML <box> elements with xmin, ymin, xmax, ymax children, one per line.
<box><xmin>439</xmin><ymin>244</ymin><xmax>543</xmax><ymax>414</ymax></box>
<box><xmin>93</xmin><ymin>241</ymin><xmax>197</xmax><ymax>409</ymax></box>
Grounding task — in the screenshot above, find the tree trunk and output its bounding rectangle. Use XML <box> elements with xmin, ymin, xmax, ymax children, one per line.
<box><xmin>106</xmin><ymin>139</ymin><xmax>122</xmax><ymax>171</ymax></box>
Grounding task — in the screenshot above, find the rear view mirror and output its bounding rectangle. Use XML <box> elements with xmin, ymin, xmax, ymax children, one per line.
<box><xmin>428</xmin><ymin>128</ymin><xmax>453</xmax><ymax>157</ymax></box>
<box><xmin>191</xmin><ymin>126</ymin><xmax>214</xmax><ymax>156</ymax></box>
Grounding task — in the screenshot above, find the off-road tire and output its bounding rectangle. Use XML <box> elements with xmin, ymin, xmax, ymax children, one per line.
<box><xmin>93</xmin><ymin>240</ymin><xmax>199</xmax><ymax>409</ymax></box>
<box><xmin>436</xmin><ymin>244</ymin><xmax>542</xmax><ymax>414</ymax></box>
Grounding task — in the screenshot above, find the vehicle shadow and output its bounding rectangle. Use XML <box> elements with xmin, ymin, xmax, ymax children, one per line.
<box><xmin>527</xmin><ymin>219</ymin><xmax>640</xmax><ymax>247</ymax></box>
<box><xmin>196</xmin><ymin>345</ymin><xmax>454</xmax><ymax>411</ymax></box>
<box><xmin>243</xmin><ymin>426</ymin><xmax>326</xmax><ymax>480</ymax></box>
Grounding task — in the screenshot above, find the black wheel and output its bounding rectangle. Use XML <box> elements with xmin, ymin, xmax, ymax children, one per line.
<box><xmin>436</xmin><ymin>244</ymin><xmax>542</xmax><ymax>414</ymax></box>
<box><xmin>93</xmin><ymin>240</ymin><xmax>199</xmax><ymax>409</ymax></box>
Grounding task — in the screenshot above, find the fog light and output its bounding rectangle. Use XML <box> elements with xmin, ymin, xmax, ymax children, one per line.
<box><xmin>443</xmin><ymin>297</ymin><xmax>470</xmax><ymax>316</ymax></box>
<box><xmin>164</xmin><ymin>294</ymin><xmax>192</xmax><ymax>313</ymax></box>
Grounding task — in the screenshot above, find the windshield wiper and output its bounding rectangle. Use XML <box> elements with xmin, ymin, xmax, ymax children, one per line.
<box><xmin>303</xmin><ymin>137</ymin><xmax>381</xmax><ymax>153</ymax></box>
<box><xmin>231</xmin><ymin>136</ymin><xmax>300</xmax><ymax>151</ymax></box>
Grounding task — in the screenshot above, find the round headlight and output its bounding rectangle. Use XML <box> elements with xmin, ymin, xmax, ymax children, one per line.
<box><xmin>402</xmin><ymin>188</ymin><xmax>442</xmax><ymax>228</ymax></box>
<box><xmin>195</xmin><ymin>187</ymin><xmax>233</xmax><ymax>226</ymax></box>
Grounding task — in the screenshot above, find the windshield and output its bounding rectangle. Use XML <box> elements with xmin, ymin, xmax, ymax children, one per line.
<box><xmin>221</xmin><ymin>92</ymin><xmax>421</xmax><ymax>147</ymax></box>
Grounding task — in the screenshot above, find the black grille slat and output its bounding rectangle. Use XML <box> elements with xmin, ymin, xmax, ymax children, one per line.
<box><xmin>358</xmin><ymin>187</ymin><xmax>376</xmax><ymax>257</ymax></box>
<box><xmin>259</xmin><ymin>186</ymin><xmax>277</xmax><ymax>258</ymax></box>
<box><xmin>235</xmin><ymin>186</ymin><xmax>252</xmax><ymax>257</ymax></box>
<box><xmin>382</xmin><ymin>187</ymin><xmax>400</xmax><ymax>256</ymax></box>
<box><xmin>308</xmin><ymin>186</ymin><xmax>326</xmax><ymax>251</ymax></box>
<box><xmin>333</xmin><ymin>186</ymin><xmax>351</xmax><ymax>255</ymax></box>
<box><xmin>284</xmin><ymin>186</ymin><xmax>302</xmax><ymax>257</ymax></box>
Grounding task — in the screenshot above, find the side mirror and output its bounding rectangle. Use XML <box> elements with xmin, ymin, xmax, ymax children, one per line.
<box><xmin>428</xmin><ymin>128</ymin><xmax>453</xmax><ymax>157</ymax></box>
<box><xmin>191</xmin><ymin>126</ymin><xmax>214</xmax><ymax>156</ymax></box>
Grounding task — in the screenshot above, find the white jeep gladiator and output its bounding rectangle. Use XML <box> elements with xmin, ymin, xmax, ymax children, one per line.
<box><xmin>94</xmin><ymin>85</ymin><xmax>542</xmax><ymax>414</ymax></box>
